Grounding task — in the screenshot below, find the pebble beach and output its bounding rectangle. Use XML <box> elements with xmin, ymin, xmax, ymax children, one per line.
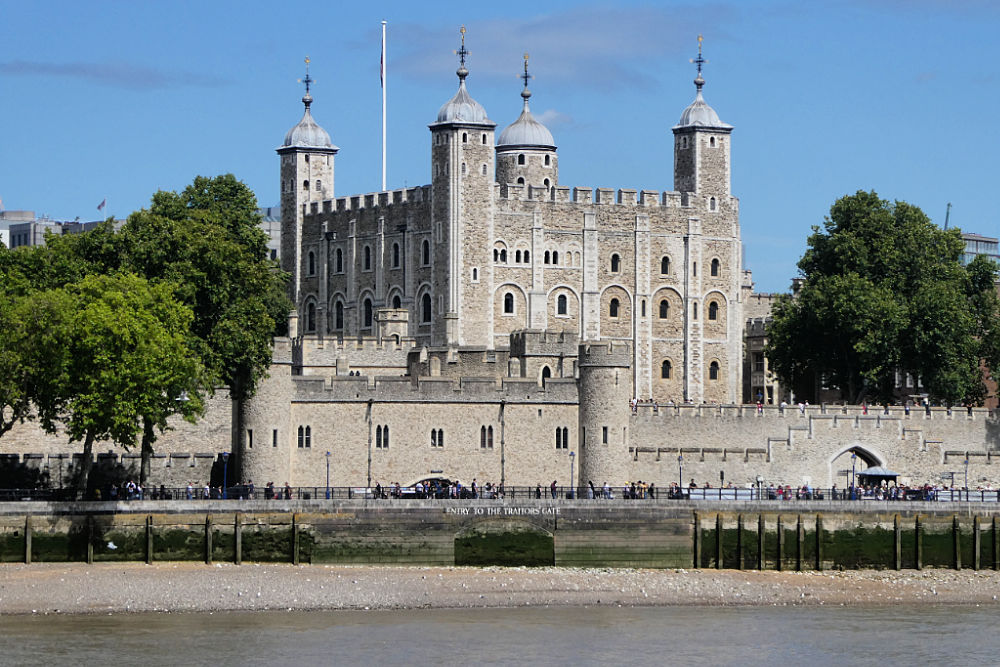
<box><xmin>1</xmin><ymin>563</ymin><xmax>1000</xmax><ymax>615</ymax></box>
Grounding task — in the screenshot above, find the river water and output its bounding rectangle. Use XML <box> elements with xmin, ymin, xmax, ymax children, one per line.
<box><xmin>1</xmin><ymin>605</ymin><xmax>995</xmax><ymax>665</ymax></box>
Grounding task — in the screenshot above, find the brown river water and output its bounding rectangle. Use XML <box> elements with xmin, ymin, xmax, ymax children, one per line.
<box><xmin>0</xmin><ymin>605</ymin><xmax>995</xmax><ymax>665</ymax></box>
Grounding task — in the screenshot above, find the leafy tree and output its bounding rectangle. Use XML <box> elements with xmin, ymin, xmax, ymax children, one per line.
<box><xmin>766</xmin><ymin>190</ymin><xmax>999</xmax><ymax>405</ymax></box>
<box><xmin>31</xmin><ymin>273</ymin><xmax>203</xmax><ymax>495</ymax></box>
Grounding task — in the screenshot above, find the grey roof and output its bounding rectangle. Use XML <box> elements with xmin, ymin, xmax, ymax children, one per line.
<box><xmin>282</xmin><ymin>95</ymin><xmax>337</xmax><ymax>150</ymax></box>
<box><xmin>674</xmin><ymin>89</ymin><xmax>732</xmax><ymax>130</ymax></box>
<box><xmin>858</xmin><ymin>466</ymin><xmax>900</xmax><ymax>477</ymax></box>
<box><xmin>498</xmin><ymin>92</ymin><xmax>554</xmax><ymax>149</ymax></box>
<box><xmin>436</xmin><ymin>79</ymin><xmax>491</xmax><ymax>124</ymax></box>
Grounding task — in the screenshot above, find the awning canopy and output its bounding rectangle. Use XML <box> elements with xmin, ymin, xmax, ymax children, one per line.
<box><xmin>857</xmin><ymin>466</ymin><xmax>900</xmax><ymax>478</ymax></box>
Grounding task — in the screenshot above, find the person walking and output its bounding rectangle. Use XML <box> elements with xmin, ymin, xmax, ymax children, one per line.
<box><xmin>550</xmin><ymin>480</ymin><xmax>557</xmax><ymax>499</ymax></box>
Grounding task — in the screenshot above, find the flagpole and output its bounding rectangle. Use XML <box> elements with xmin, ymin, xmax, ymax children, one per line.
<box><xmin>381</xmin><ymin>20</ymin><xmax>387</xmax><ymax>192</ymax></box>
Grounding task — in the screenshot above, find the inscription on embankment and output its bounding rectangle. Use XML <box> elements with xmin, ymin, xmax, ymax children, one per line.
<box><xmin>445</xmin><ymin>506</ymin><xmax>560</xmax><ymax>516</ymax></box>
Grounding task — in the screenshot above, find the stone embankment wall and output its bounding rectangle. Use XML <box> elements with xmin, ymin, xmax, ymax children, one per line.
<box><xmin>2</xmin><ymin>500</ymin><xmax>999</xmax><ymax>570</ymax></box>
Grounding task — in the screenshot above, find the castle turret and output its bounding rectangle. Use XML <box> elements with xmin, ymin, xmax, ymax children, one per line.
<box><xmin>428</xmin><ymin>27</ymin><xmax>496</xmax><ymax>347</ymax></box>
<box><xmin>496</xmin><ymin>54</ymin><xmax>557</xmax><ymax>190</ymax></box>
<box><xmin>278</xmin><ymin>58</ymin><xmax>339</xmax><ymax>308</ymax></box>
<box><xmin>578</xmin><ymin>342</ymin><xmax>632</xmax><ymax>488</ymax></box>
<box><xmin>672</xmin><ymin>36</ymin><xmax>732</xmax><ymax>196</ymax></box>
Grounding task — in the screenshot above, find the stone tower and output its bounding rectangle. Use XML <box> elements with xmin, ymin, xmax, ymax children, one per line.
<box><xmin>428</xmin><ymin>27</ymin><xmax>496</xmax><ymax>347</ymax></box>
<box><xmin>670</xmin><ymin>37</ymin><xmax>737</xmax><ymax>403</ymax></box>
<box><xmin>495</xmin><ymin>54</ymin><xmax>558</xmax><ymax>190</ymax></box>
<box><xmin>578</xmin><ymin>341</ymin><xmax>632</xmax><ymax>488</ymax></box>
<box><xmin>277</xmin><ymin>58</ymin><xmax>339</xmax><ymax>308</ymax></box>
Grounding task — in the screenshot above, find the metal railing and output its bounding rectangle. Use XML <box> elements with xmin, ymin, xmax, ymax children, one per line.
<box><xmin>2</xmin><ymin>485</ymin><xmax>999</xmax><ymax>503</ymax></box>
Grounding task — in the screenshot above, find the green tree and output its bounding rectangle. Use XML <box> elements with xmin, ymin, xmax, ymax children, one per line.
<box><xmin>31</xmin><ymin>273</ymin><xmax>203</xmax><ymax>495</ymax></box>
<box><xmin>766</xmin><ymin>190</ymin><xmax>999</xmax><ymax>405</ymax></box>
<box><xmin>120</xmin><ymin>174</ymin><xmax>291</xmax><ymax>480</ymax></box>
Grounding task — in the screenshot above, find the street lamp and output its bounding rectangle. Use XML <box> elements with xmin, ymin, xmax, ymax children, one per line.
<box><xmin>678</xmin><ymin>454</ymin><xmax>684</xmax><ymax>491</ymax></box>
<box><xmin>326</xmin><ymin>451</ymin><xmax>332</xmax><ymax>499</ymax></box>
<box><xmin>964</xmin><ymin>457</ymin><xmax>969</xmax><ymax>495</ymax></box>
<box><xmin>756</xmin><ymin>475</ymin><xmax>763</xmax><ymax>501</ymax></box>
<box><xmin>850</xmin><ymin>452</ymin><xmax>857</xmax><ymax>498</ymax></box>
<box><xmin>569</xmin><ymin>451</ymin><xmax>576</xmax><ymax>499</ymax></box>
<box><xmin>222</xmin><ymin>452</ymin><xmax>230</xmax><ymax>499</ymax></box>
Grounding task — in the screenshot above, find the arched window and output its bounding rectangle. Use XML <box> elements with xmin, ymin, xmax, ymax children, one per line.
<box><xmin>422</xmin><ymin>240</ymin><xmax>430</xmax><ymax>265</ymax></box>
<box><xmin>661</xmin><ymin>256</ymin><xmax>670</xmax><ymax>274</ymax></box>
<box><xmin>552</xmin><ymin>251</ymin><xmax>559</xmax><ymax>265</ymax></box>
<box><xmin>481</xmin><ymin>425</ymin><xmax>487</xmax><ymax>449</ymax></box>
<box><xmin>515</xmin><ymin>250</ymin><xmax>522</xmax><ymax>263</ymax></box>
<box><xmin>494</xmin><ymin>248</ymin><xmax>499</xmax><ymax>262</ymax></box>
<box><xmin>297</xmin><ymin>425</ymin><xmax>304</xmax><ymax>448</ymax></box>
<box><xmin>482</xmin><ymin>134</ymin><xmax>487</xmax><ymax>144</ymax></box>
<box><xmin>421</xmin><ymin>293</ymin><xmax>432</xmax><ymax>323</ymax></box>
<box><xmin>544</xmin><ymin>251</ymin><xmax>550</xmax><ymax>264</ymax></box>
<box><xmin>307</xmin><ymin>251</ymin><xmax>316</xmax><ymax>276</ymax></box>
<box><xmin>503</xmin><ymin>292</ymin><xmax>514</xmax><ymax>314</ymax></box>
<box><xmin>364</xmin><ymin>245</ymin><xmax>372</xmax><ymax>271</ymax></box>
<box><xmin>711</xmin><ymin>258</ymin><xmax>720</xmax><ymax>276</ymax></box>
<box><xmin>334</xmin><ymin>301</ymin><xmax>344</xmax><ymax>329</ymax></box>
<box><xmin>306</xmin><ymin>302</ymin><xmax>316</xmax><ymax>332</ymax></box>
<box><xmin>472</xmin><ymin>268</ymin><xmax>478</xmax><ymax>281</ymax></box>
<box><xmin>659</xmin><ymin>300</ymin><xmax>669</xmax><ymax>319</ymax></box>
<box><xmin>709</xmin><ymin>301</ymin><xmax>719</xmax><ymax>320</ymax></box>
<box><xmin>316</xmin><ymin>180</ymin><xmax>322</xmax><ymax>191</ymax></box>
<box><xmin>461</xmin><ymin>162</ymin><xmax>466</xmax><ymax>175</ymax></box>
<box><xmin>709</xmin><ymin>361</ymin><xmax>720</xmax><ymax>380</ymax></box>
<box><xmin>710</xmin><ymin>136</ymin><xmax>716</xmax><ymax>147</ymax></box>
<box><xmin>542</xmin><ymin>366</ymin><xmax>551</xmax><ymax>381</ymax></box>
<box><xmin>500</xmin><ymin>249</ymin><xmax>507</xmax><ymax>263</ymax></box>
<box><xmin>518</xmin><ymin>154</ymin><xmax>525</xmax><ymax>165</ymax></box>
<box><xmin>609</xmin><ymin>298</ymin><xmax>620</xmax><ymax>318</ymax></box>
<box><xmin>544</xmin><ymin>155</ymin><xmax>551</xmax><ymax>166</ymax></box>
<box><xmin>487</xmin><ymin>426</ymin><xmax>493</xmax><ymax>448</ymax></box>
<box><xmin>692</xmin><ymin>301</ymin><xmax>698</xmax><ymax>320</ymax></box>
<box><xmin>610</xmin><ymin>254</ymin><xmax>620</xmax><ymax>273</ymax></box>
<box><xmin>517</xmin><ymin>177</ymin><xmax>525</xmax><ymax>185</ymax></box>
<box><xmin>335</xmin><ymin>248</ymin><xmax>343</xmax><ymax>273</ymax></box>
<box><xmin>557</xmin><ymin>294</ymin><xmax>567</xmax><ymax>315</ymax></box>
<box><xmin>710</xmin><ymin>197</ymin><xmax>717</xmax><ymax>211</ymax></box>
<box><xmin>482</xmin><ymin>164</ymin><xmax>487</xmax><ymax>176</ymax></box>
<box><xmin>661</xmin><ymin>360</ymin><xmax>672</xmax><ymax>379</ymax></box>
<box><xmin>462</xmin><ymin>132</ymin><xmax>468</xmax><ymax>143</ymax></box>
<box><xmin>302</xmin><ymin>180</ymin><xmax>309</xmax><ymax>190</ymax></box>
<box><xmin>304</xmin><ymin>426</ymin><xmax>311</xmax><ymax>448</ymax></box>
<box><xmin>524</xmin><ymin>250</ymin><xmax>529</xmax><ymax>263</ymax></box>
<box><xmin>363</xmin><ymin>299</ymin><xmax>373</xmax><ymax>328</ymax></box>
<box><xmin>376</xmin><ymin>425</ymin><xmax>382</xmax><ymax>449</ymax></box>
<box><xmin>392</xmin><ymin>295</ymin><xmax>401</xmax><ymax>309</ymax></box>
<box><xmin>393</xmin><ymin>243</ymin><xmax>400</xmax><ymax>268</ymax></box>
<box><xmin>383</xmin><ymin>425</ymin><xmax>389</xmax><ymax>448</ymax></box>
<box><xmin>543</xmin><ymin>178</ymin><xmax>550</xmax><ymax>187</ymax></box>
<box><xmin>555</xmin><ymin>427</ymin><xmax>562</xmax><ymax>449</ymax></box>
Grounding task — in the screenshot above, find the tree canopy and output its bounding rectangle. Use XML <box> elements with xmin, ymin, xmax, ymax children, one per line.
<box><xmin>766</xmin><ymin>190</ymin><xmax>1000</xmax><ymax>405</ymax></box>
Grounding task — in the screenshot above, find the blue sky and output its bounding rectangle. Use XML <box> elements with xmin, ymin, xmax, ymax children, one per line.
<box><xmin>1</xmin><ymin>0</ymin><xmax>997</xmax><ymax>292</ymax></box>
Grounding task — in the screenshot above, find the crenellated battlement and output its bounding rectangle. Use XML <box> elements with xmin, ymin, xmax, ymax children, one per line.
<box><xmin>290</xmin><ymin>372</ymin><xmax>578</xmax><ymax>403</ymax></box>
<box><xmin>630</xmin><ymin>402</ymin><xmax>994</xmax><ymax>422</ymax></box>
<box><xmin>577</xmin><ymin>341</ymin><xmax>632</xmax><ymax>367</ymax></box>
<box><xmin>510</xmin><ymin>329</ymin><xmax>579</xmax><ymax>357</ymax></box>
<box><xmin>494</xmin><ymin>184</ymin><xmax>692</xmax><ymax>208</ymax></box>
<box><xmin>745</xmin><ymin>317</ymin><xmax>769</xmax><ymax>336</ymax></box>
<box><xmin>303</xmin><ymin>185</ymin><xmax>433</xmax><ymax>218</ymax></box>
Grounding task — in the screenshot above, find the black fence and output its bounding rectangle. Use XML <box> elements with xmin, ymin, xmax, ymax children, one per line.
<box><xmin>2</xmin><ymin>485</ymin><xmax>999</xmax><ymax>503</ymax></box>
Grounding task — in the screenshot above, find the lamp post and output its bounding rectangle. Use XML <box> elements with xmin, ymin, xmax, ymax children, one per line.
<box><xmin>499</xmin><ymin>400</ymin><xmax>506</xmax><ymax>492</ymax></box>
<box><xmin>678</xmin><ymin>454</ymin><xmax>683</xmax><ymax>491</ymax></box>
<box><xmin>756</xmin><ymin>475</ymin><xmax>763</xmax><ymax>501</ymax></box>
<box><xmin>569</xmin><ymin>451</ymin><xmax>576</xmax><ymax>499</ymax></box>
<box><xmin>222</xmin><ymin>452</ymin><xmax>230</xmax><ymax>499</ymax></box>
<box><xmin>850</xmin><ymin>452</ymin><xmax>857</xmax><ymax>498</ymax></box>
<box><xmin>326</xmin><ymin>451</ymin><xmax>332</xmax><ymax>499</ymax></box>
<box><xmin>964</xmin><ymin>457</ymin><xmax>969</xmax><ymax>495</ymax></box>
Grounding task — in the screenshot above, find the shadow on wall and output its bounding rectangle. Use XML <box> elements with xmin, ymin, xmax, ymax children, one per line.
<box><xmin>987</xmin><ymin>415</ymin><xmax>1000</xmax><ymax>452</ymax></box>
<box><xmin>0</xmin><ymin>457</ymin><xmax>49</xmax><ymax>490</ymax></box>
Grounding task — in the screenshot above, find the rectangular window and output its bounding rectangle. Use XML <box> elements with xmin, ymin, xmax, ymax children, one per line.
<box><xmin>602</xmin><ymin>426</ymin><xmax>608</xmax><ymax>444</ymax></box>
<box><xmin>247</xmin><ymin>429</ymin><xmax>253</xmax><ymax>449</ymax></box>
<box><xmin>272</xmin><ymin>429</ymin><xmax>278</xmax><ymax>448</ymax></box>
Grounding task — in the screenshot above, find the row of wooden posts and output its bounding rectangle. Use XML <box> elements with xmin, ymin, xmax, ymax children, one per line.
<box><xmin>17</xmin><ymin>514</ymin><xmax>303</xmax><ymax>565</ymax></box>
<box><xmin>693</xmin><ymin>513</ymin><xmax>1000</xmax><ymax>571</ymax></box>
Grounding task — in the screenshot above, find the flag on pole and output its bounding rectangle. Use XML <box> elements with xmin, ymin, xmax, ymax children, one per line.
<box><xmin>97</xmin><ymin>199</ymin><xmax>106</xmax><ymax>212</ymax></box>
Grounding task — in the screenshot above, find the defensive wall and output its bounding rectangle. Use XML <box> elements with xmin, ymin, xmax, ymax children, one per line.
<box><xmin>2</xmin><ymin>499</ymin><xmax>1000</xmax><ymax>570</ymax></box>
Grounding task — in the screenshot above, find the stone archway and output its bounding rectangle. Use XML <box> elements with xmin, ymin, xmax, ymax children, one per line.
<box><xmin>454</xmin><ymin>518</ymin><xmax>554</xmax><ymax>566</ymax></box>
<box><xmin>829</xmin><ymin>445</ymin><xmax>884</xmax><ymax>488</ymax></box>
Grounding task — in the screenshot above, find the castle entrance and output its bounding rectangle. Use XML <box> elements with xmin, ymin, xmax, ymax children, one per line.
<box><xmin>454</xmin><ymin>518</ymin><xmax>554</xmax><ymax>566</ymax></box>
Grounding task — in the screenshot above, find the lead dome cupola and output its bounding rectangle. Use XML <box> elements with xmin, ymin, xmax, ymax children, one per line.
<box><xmin>281</xmin><ymin>58</ymin><xmax>337</xmax><ymax>149</ymax></box>
<box><xmin>673</xmin><ymin>37</ymin><xmax>732</xmax><ymax>131</ymax></box>
<box><xmin>497</xmin><ymin>54</ymin><xmax>555</xmax><ymax>148</ymax></box>
<box><xmin>435</xmin><ymin>27</ymin><xmax>491</xmax><ymax>125</ymax></box>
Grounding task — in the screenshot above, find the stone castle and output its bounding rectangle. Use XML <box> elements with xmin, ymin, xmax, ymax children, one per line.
<box><xmin>2</xmin><ymin>31</ymin><xmax>999</xmax><ymax>492</ymax></box>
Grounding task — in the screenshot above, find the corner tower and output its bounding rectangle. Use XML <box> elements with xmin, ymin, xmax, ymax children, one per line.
<box><xmin>428</xmin><ymin>27</ymin><xmax>496</xmax><ymax>347</ymax></box>
<box><xmin>672</xmin><ymin>37</ymin><xmax>732</xmax><ymax>196</ymax></box>
<box><xmin>277</xmin><ymin>58</ymin><xmax>339</xmax><ymax>306</ymax></box>
<box><xmin>496</xmin><ymin>54</ymin><xmax>558</xmax><ymax>189</ymax></box>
